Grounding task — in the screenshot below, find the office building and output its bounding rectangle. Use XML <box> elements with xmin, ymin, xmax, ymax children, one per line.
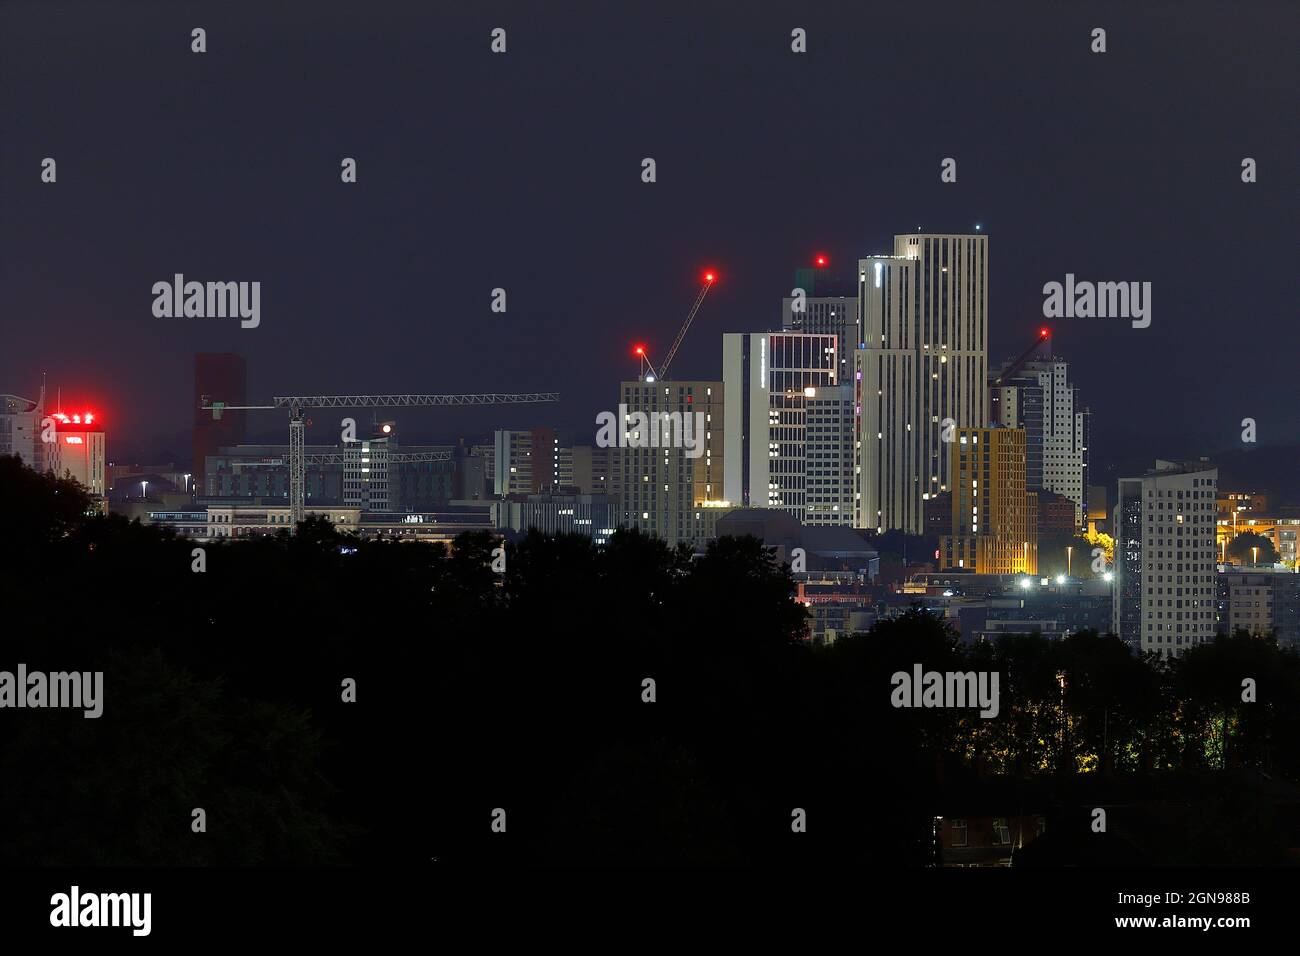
<box><xmin>0</xmin><ymin>391</ymin><xmax>44</xmax><ymax>471</ymax></box>
<box><xmin>1218</xmin><ymin>570</ymin><xmax>1300</xmax><ymax>649</ymax></box>
<box><xmin>45</xmin><ymin>410</ymin><xmax>107</xmax><ymax>499</ymax></box>
<box><xmin>343</xmin><ymin>432</ymin><xmax>391</xmax><ymax>511</ymax></box>
<box><xmin>493</xmin><ymin>492</ymin><xmax>617</xmax><ymax>545</ymax></box>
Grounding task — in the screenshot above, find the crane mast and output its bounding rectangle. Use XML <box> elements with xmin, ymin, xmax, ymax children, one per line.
<box><xmin>658</xmin><ymin>274</ymin><xmax>714</xmax><ymax>381</ymax></box>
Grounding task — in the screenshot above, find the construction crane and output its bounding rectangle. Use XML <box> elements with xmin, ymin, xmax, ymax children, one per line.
<box><xmin>200</xmin><ymin>392</ymin><xmax>559</xmax><ymax>524</ymax></box>
<box><xmin>991</xmin><ymin>327</ymin><xmax>1051</xmax><ymax>386</ymax></box>
<box><xmin>639</xmin><ymin>270</ymin><xmax>716</xmax><ymax>382</ymax></box>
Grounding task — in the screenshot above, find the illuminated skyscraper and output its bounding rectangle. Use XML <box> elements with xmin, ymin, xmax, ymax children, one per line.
<box><xmin>47</xmin><ymin>410</ymin><xmax>106</xmax><ymax>499</ymax></box>
<box><xmin>855</xmin><ymin>233</ymin><xmax>988</xmax><ymax>534</ymax></box>
<box><xmin>939</xmin><ymin>426</ymin><xmax>1037</xmax><ymax>574</ymax></box>
<box><xmin>723</xmin><ymin>332</ymin><xmax>839</xmax><ymax>522</ymax></box>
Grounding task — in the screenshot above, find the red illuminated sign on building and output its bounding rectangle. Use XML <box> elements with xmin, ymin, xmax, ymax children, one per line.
<box><xmin>52</xmin><ymin>411</ymin><xmax>97</xmax><ymax>426</ymax></box>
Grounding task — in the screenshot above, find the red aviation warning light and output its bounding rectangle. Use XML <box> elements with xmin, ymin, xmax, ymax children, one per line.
<box><xmin>814</xmin><ymin>254</ymin><xmax>828</xmax><ymax>268</ymax></box>
<box><xmin>703</xmin><ymin>270</ymin><xmax>716</xmax><ymax>284</ymax></box>
<box><xmin>633</xmin><ymin>343</ymin><xmax>646</xmax><ymax>356</ymax></box>
<box><xmin>1040</xmin><ymin>328</ymin><xmax>1050</xmax><ymax>338</ymax></box>
<box><xmin>52</xmin><ymin>411</ymin><xmax>98</xmax><ymax>427</ymax></box>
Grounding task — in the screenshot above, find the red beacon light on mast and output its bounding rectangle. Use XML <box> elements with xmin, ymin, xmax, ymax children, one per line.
<box><xmin>814</xmin><ymin>254</ymin><xmax>828</xmax><ymax>268</ymax></box>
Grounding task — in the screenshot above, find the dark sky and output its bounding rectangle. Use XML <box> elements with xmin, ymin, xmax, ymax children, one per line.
<box><xmin>2</xmin><ymin>0</ymin><xmax>1296</xmax><ymax>481</ymax></box>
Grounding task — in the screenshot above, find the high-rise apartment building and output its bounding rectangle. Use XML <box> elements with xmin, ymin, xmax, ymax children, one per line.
<box><xmin>493</xmin><ymin>428</ymin><xmax>573</xmax><ymax>496</ymax></box>
<box><xmin>804</xmin><ymin>383</ymin><xmax>856</xmax><ymax>526</ymax></box>
<box><xmin>571</xmin><ymin>444</ymin><xmax>612</xmax><ymax>496</ymax></box>
<box><xmin>855</xmin><ymin>233</ymin><xmax>988</xmax><ymax>534</ymax></box>
<box><xmin>1112</xmin><ymin>460</ymin><xmax>1218</xmax><ymax>657</ymax></box>
<box><xmin>990</xmin><ymin>335</ymin><xmax>1089</xmax><ymax>526</ymax></box>
<box><xmin>782</xmin><ymin>265</ymin><xmax>859</xmax><ymax>381</ymax></box>
<box><xmin>723</xmin><ymin>331</ymin><xmax>839</xmax><ymax>522</ymax></box>
<box><xmin>939</xmin><ymin>426</ymin><xmax>1037</xmax><ymax>574</ymax></box>
<box><xmin>614</xmin><ymin>379</ymin><xmax>725</xmax><ymax>548</ymax></box>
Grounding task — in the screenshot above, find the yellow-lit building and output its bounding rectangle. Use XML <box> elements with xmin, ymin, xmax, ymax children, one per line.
<box><xmin>1215</xmin><ymin>512</ymin><xmax>1300</xmax><ymax>569</ymax></box>
<box><xmin>940</xmin><ymin>426</ymin><xmax>1038</xmax><ymax>574</ymax></box>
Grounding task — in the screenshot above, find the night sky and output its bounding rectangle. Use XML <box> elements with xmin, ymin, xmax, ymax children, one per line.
<box><xmin>2</xmin><ymin>0</ymin><xmax>1295</xmax><ymax>481</ymax></box>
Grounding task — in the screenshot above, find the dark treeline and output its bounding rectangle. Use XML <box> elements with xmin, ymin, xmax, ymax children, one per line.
<box><xmin>2</xmin><ymin>455</ymin><xmax>1299</xmax><ymax>866</ymax></box>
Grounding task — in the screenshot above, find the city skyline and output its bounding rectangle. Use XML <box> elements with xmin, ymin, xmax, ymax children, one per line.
<box><xmin>2</xmin><ymin>2</ymin><xmax>1295</xmax><ymax>471</ymax></box>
